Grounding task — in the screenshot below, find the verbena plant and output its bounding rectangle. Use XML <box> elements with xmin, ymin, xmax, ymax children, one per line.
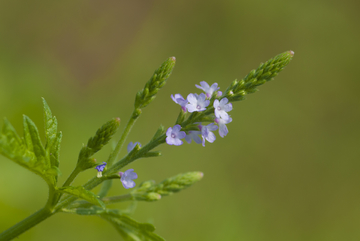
<box><xmin>0</xmin><ymin>51</ymin><xmax>294</xmax><ymax>241</ymax></box>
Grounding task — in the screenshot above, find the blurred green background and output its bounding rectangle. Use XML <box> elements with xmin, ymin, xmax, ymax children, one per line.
<box><xmin>1</xmin><ymin>0</ymin><xmax>359</xmax><ymax>240</ymax></box>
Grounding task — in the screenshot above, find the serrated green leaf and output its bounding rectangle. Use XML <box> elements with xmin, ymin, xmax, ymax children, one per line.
<box><xmin>49</xmin><ymin>131</ymin><xmax>62</xmax><ymax>168</ymax></box>
<box><xmin>58</xmin><ymin>186</ymin><xmax>105</xmax><ymax>208</ymax></box>
<box><xmin>0</xmin><ymin>119</ymin><xmax>34</xmax><ymax>163</ymax></box>
<box><xmin>23</xmin><ymin>115</ymin><xmax>47</xmax><ymax>162</ymax></box>
<box><xmin>42</xmin><ymin>98</ymin><xmax>58</xmax><ymax>150</ymax></box>
<box><xmin>0</xmin><ymin>118</ymin><xmax>57</xmax><ymax>185</ymax></box>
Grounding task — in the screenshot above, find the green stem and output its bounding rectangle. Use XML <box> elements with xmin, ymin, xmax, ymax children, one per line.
<box><xmin>107</xmin><ymin>109</ymin><xmax>140</xmax><ymax>166</ymax></box>
<box><xmin>98</xmin><ymin>109</ymin><xmax>141</xmax><ymax>198</ymax></box>
<box><xmin>53</xmin><ymin>166</ymin><xmax>82</xmax><ymax>206</ymax></box>
<box><xmin>0</xmin><ymin>208</ymin><xmax>53</xmax><ymax>241</ymax></box>
<box><xmin>62</xmin><ymin>166</ymin><xmax>81</xmax><ymax>187</ymax></box>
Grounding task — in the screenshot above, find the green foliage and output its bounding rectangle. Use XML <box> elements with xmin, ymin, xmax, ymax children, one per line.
<box><xmin>0</xmin><ymin>99</ymin><xmax>62</xmax><ymax>186</ymax></box>
<box><xmin>101</xmin><ymin>210</ymin><xmax>165</xmax><ymax>241</ymax></box>
<box><xmin>58</xmin><ymin>186</ymin><xmax>105</xmax><ymax>208</ymax></box>
<box><xmin>134</xmin><ymin>57</ymin><xmax>176</xmax><ymax>109</ymax></box>
<box><xmin>77</xmin><ymin>117</ymin><xmax>120</xmax><ymax>170</ymax></box>
<box><xmin>132</xmin><ymin>172</ymin><xmax>204</xmax><ymax>201</ymax></box>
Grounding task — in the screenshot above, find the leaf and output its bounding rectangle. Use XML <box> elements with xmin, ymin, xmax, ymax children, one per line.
<box><xmin>0</xmin><ymin>119</ymin><xmax>34</xmax><ymax>165</ymax></box>
<box><xmin>0</xmin><ymin>118</ymin><xmax>57</xmax><ymax>185</ymax></box>
<box><xmin>49</xmin><ymin>131</ymin><xmax>62</xmax><ymax>168</ymax></box>
<box><xmin>58</xmin><ymin>186</ymin><xmax>105</xmax><ymax>208</ymax></box>
<box><xmin>101</xmin><ymin>211</ymin><xmax>165</xmax><ymax>241</ymax></box>
<box><xmin>42</xmin><ymin>98</ymin><xmax>58</xmax><ymax>149</ymax></box>
<box><xmin>23</xmin><ymin>115</ymin><xmax>47</xmax><ymax>165</ymax></box>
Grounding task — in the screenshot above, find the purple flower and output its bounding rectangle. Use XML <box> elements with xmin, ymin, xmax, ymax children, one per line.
<box><xmin>171</xmin><ymin>94</ymin><xmax>188</xmax><ymax>112</ymax></box>
<box><xmin>195</xmin><ymin>81</ymin><xmax>220</xmax><ymax>98</ymax></box>
<box><xmin>185</xmin><ymin>131</ymin><xmax>202</xmax><ymax>144</ymax></box>
<box><xmin>215</xmin><ymin>117</ymin><xmax>232</xmax><ymax>137</ymax></box>
<box><xmin>127</xmin><ymin>142</ymin><xmax>141</xmax><ymax>153</ymax></box>
<box><xmin>166</xmin><ymin>124</ymin><xmax>186</xmax><ymax>145</ymax></box>
<box><xmin>213</xmin><ymin>98</ymin><xmax>232</xmax><ymax>121</ymax></box>
<box><xmin>186</xmin><ymin>93</ymin><xmax>210</xmax><ymax>113</ymax></box>
<box><xmin>120</xmin><ymin>169</ymin><xmax>138</xmax><ymax>189</ymax></box>
<box><xmin>199</xmin><ymin>123</ymin><xmax>218</xmax><ymax>147</ymax></box>
<box><xmin>216</xmin><ymin>91</ymin><xmax>223</xmax><ymax>98</ymax></box>
<box><xmin>95</xmin><ymin>162</ymin><xmax>107</xmax><ymax>178</ymax></box>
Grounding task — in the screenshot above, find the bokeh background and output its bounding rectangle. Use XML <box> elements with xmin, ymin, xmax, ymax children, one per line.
<box><xmin>1</xmin><ymin>0</ymin><xmax>359</xmax><ymax>240</ymax></box>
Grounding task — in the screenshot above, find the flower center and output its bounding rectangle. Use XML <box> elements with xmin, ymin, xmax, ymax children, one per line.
<box><xmin>171</xmin><ymin>134</ymin><xmax>176</xmax><ymax>138</ymax></box>
<box><xmin>196</xmin><ymin>105</ymin><xmax>201</xmax><ymax>109</ymax></box>
<box><xmin>217</xmin><ymin>106</ymin><xmax>221</xmax><ymax>111</ymax></box>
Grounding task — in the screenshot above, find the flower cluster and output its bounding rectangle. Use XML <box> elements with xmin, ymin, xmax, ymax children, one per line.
<box><xmin>167</xmin><ymin>81</ymin><xmax>233</xmax><ymax>146</ymax></box>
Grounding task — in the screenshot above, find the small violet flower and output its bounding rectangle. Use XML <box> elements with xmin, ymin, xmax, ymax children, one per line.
<box><xmin>215</xmin><ymin>117</ymin><xmax>232</xmax><ymax>138</ymax></box>
<box><xmin>213</xmin><ymin>98</ymin><xmax>232</xmax><ymax>121</ymax></box>
<box><xmin>119</xmin><ymin>169</ymin><xmax>138</xmax><ymax>189</ymax></box>
<box><xmin>166</xmin><ymin>124</ymin><xmax>186</xmax><ymax>146</ymax></box>
<box><xmin>171</xmin><ymin>94</ymin><xmax>188</xmax><ymax>112</ymax></box>
<box><xmin>199</xmin><ymin>123</ymin><xmax>218</xmax><ymax>147</ymax></box>
<box><xmin>186</xmin><ymin>93</ymin><xmax>210</xmax><ymax>113</ymax></box>
<box><xmin>127</xmin><ymin>141</ymin><xmax>141</xmax><ymax>153</ymax></box>
<box><xmin>195</xmin><ymin>81</ymin><xmax>220</xmax><ymax>98</ymax></box>
<box><xmin>185</xmin><ymin>131</ymin><xmax>202</xmax><ymax>144</ymax></box>
<box><xmin>95</xmin><ymin>162</ymin><xmax>107</xmax><ymax>178</ymax></box>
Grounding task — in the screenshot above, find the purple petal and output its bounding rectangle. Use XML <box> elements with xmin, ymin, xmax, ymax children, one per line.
<box><xmin>219</xmin><ymin>124</ymin><xmax>229</xmax><ymax>137</ymax></box>
<box><xmin>219</xmin><ymin>111</ymin><xmax>230</xmax><ymax>120</ymax></box>
<box><xmin>186</xmin><ymin>104</ymin><xmax>197</xmax><ymax>113</ymax></box>
<box><xmin>213</xmin><ymin>99</ymin><xmax>220</xmax><ymax>108</ymax></box>
<box><xmin>173</xmin><ymin>138</ymin><xmax>183</xmax><ymax>146</ymax></box>
<box><xmin>223</xmin><ymin>103</ymin><xmax>232</xmax><ymax>112</ymax></box>
<box><xmin>200</xmin><ymin>81</ymin><xmax>210</xmax><ymax>89</ymax></box>
<box><xmin>166</xmin><ymin>127</ymin><xmax>173</xmax><ymax>136</ymax></box>
<box><xmin>204</xmin><ymin>100</ymin><xmax>210</xmax><ymax>107</ymax></box>
<box><xmin>172</xmin><ymin>124</ymin><xmax>182</xmax><ymax>133</ymax></box>
<box><xmin>185</xmin><ymin>135</ymin><xmax>192</xmax><ymax>144</ymax></box>
<box><xmin>210</xmin><ymin>83</ymin><xmax>219</xmax><ymax>91</ymax></box>
<box><xmin>177</xmin><ymin>131</ymin><xmax>186</xmax><ymax>139</ymax></box>
<box><xmin>219</xmin><ymin>98</ymin><xmax>228</xmax><ymax>105</ymax></box>
<box><xmin>166</xmin><ymin>136</ymin><xmax>176</xmax><ymax>145</ymax></box>
<box><xmin>177</xmin><ymin>99</ymin><xmax>188</xmax><ymax>107</ymax></box>
<box><xmin>127</xmin><ymin>142</ymin><xmax>135</xmax><ymax>153</ymax></box>
<box><xmin>207</xmin><ymin>123</ymin><xmax>218</xmax><ymax>131</ymax></box>
<box><xmin>187</xmin><ymin>93</ymin><xmax>198</xmax><ymax>104</ymax></box>
<box><xmin>122</xmin><ymin>180</ymin><xmax>136</xmax><ymax>189</ymax></box>
<box><xmin>206</xmin><ymin>132</ymin><xmax>216</xmax><ymax>143</ymax></box>
<box><xmin>193</xmin><ymin>135</ymin><xmax>202</xmax><ymax>144</ymax></box>
<box><xmin>198</xmin><ymin>93</ymin><xmax>206</xmax><ymax>102</ymax></box>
